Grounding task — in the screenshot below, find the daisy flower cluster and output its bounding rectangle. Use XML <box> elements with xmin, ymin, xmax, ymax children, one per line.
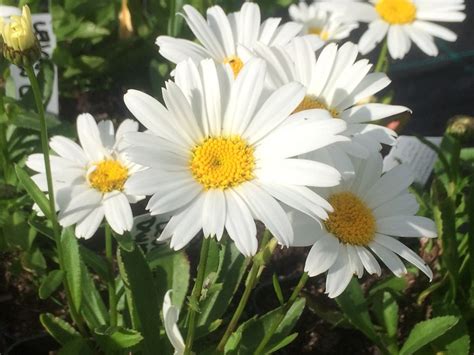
<box><xmin>29</xmin><ymin>2</ymin><xmax>439</xmax><ymax>307</ymax></box>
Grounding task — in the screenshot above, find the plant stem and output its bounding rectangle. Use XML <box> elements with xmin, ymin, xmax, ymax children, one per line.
<box><xmin>25</xmin><ymin>64</ymin><xmax>86</xmax><ymax>335</ymax></box>
<box><xmin>254</xmin><ymin>272</ymin><xmax>309</xmax><ymax>354</ymax></box>
<box><xmin>105</xmin><ymin>223</ymin><xmax>118</xmax><ymax>327</ymax></box>
<box><xmin>184</xmin><ymin>237</ymin><xmax>211</xmax><ymax>355</ymax></box>
<box><xmin>216</xmin><ymin>230</ymin><xmax>273</xmax><ymax>352</ymax></box>
<box><xmin>374</xmin><ymin>38</ymin><xmax>389</xmax><ymax>73</ymax></box>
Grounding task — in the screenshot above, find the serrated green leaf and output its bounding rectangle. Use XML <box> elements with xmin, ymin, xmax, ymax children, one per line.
<box><xmin>40</xmin><ymin>313</ymin><xmax>80</xmax><ymax>345</ymax></box>
<box><xmin>336</xmin><ymin>278</ymin><xmax>379</xmax><ymax>343</ymax></box>
<box><xmin>60</xmin><ymin>227</ymin><xmax>82</xmax><ymax>313</ymax></box>
<box><xmin>95</xmin><ymin>326</ymin><xmax>143</xmax><ymax>351</ymax></box>
<box><xmin>430</xmin><ymin>304</ymin><xmax>470</xmax><ymax>355</ymax></box>
<box><xmin>15</xmin><ymin>165</ymin><xmax>51</xmax><ymax>220</ymax></box>
<box><xmin>39</xmin><ymin>270</ymin><xmax>64</xmax><ymax>299</ymax></box>
<box><xmin>79</xmin><ymin>261</ymin><xmax>108</xmax><ymax>328</ymax></box>
<box><xmin>400</xmin><ymin>316</ymin><xmax>459</xmax><ymax>355</ymax></box>
<box><xmin>118</xmin><ymin>244</ymin><xmax>163</xmax><ymax>355</ymax></box>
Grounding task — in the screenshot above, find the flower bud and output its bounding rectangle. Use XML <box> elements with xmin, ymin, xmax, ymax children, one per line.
<box><xmin>1</xmin><ymin>5</ymin><xmax>41</xmax><ymax>66</ymax></box>
<box><xmin>446</xmin><ymin>115</ymin><xmax>474</xmax><ymax>144</ymax></box>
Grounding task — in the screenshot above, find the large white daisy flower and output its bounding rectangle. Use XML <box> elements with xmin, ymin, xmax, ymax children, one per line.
<box><xmin>156</xmin><ymin>3</ymin><xmax>313</xmax><ymax>77</ymax></box>
<box><xmin>353</xmin><ymin>0</ymin><xmax>466</xmax><ymax>59</ymax></box>
<box><xmin>123</xmin><ymin>58</ymin><xmax>348</xmax><ymax>256</ymax></box>
<box><xmin>289</xmin><ymin>153</ymin><xmax>436</xmax><ymax>298</ymax></box>
<box><xmin>254</xmin><ymin>39</ymin><xmax>409</xmax><ymax>178</ymax></box>
<box><xmin>289</xmin><ymin>1</ymin><xmax>358</xmax><ymax>43</ymax></box>
<box><xmin>26</xmin><ymin>114</ymin><xmax>142</xmax><ymax>239</ymax></box>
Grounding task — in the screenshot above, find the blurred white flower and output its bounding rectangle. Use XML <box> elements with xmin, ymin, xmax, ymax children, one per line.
<box><xmin>156</xmin><ymin>2</ymin><xmax>318</xmax><ymax>77</ymax></box>
<box><xmin>289</xmin><ymin>1</ymin><xmax>358</xmax><ymax>43</ymax></box>
<box><xmin>123</xmin><ymin>59</ymin><xmax>347</xmax><ymax>256</ymax></box>
<box><xmin>290</xmin><ymin>153</ymin><xmax>436</xmax><ymax>298</ymax></box>
<box><xmin>344</xmin><ymin>0</ymin><xmax>466</xmax><ymax>59</ymax></box>
<box><xmin>27</xmin><ymin>115</ymin><xmax>143</xmax><ymax>239</ymax></box>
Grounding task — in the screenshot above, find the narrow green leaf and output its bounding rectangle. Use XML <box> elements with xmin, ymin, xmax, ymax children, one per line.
<box><xmin>40</xmin><ymin>313</ymin><xmax>80</xmax><ymax>345</ymax></box>
<box><xmin>15</xmin><ymin>165</ymin><xmax>51</xmax><ymax>220</ymax></box>
<box><xmin>400</xmin><ymin>316</ymin><xmax>459</xmax><ymax>355</ymax></box>
<box><xmin>266</xmin><ymin>333</ymin><xmax>299</xmax><ymax>354</ymax></box>
<box><xmin>39</xmin><ymin>270</ymin><xmax>64</xmax><ymax>299</ymax></box>
<box><xmin>336</xmin><ymin>278</ymin><xmax>379</xmax><ymax>343</ymax></box>
<box><xmin>467</xmin><ymin>180</ymin><xmax>474</xmax><ymax>306</ymax></box>
<box><xmin>79</xmin><ymin>261</ymin><xmax>108</xmax><ymax>328</ymax></box>
<box><xmin>272</xmin><ymin>273</ymin><xmax>285</xmax><ymax>305</ymax></box>
<box><xmin>118</xmin><ymin>244</ymin><xmax>163</xmax><ymax>355</ymax></box>
<box><xmin>431</xmin><ymin>179</ymin><xmax>460</xmax><ymax>300</ymax></box>
<box><xmin>79</xmin><ymin>245</ymin><xmax>109</xmax><ymax>281</ymax></box>
<box><xmin>95</xmin><ymin>326</ymin><xmax>143</xmax><ymax>351</ymax></box>
<box><xmin>60</xmin><ymin>227</ymin><xmax>82</xmax><ymax>313</ymax></box>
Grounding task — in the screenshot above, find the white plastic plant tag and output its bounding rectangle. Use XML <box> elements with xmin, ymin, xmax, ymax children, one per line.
<box><xmin>1</xmin><ymin>7</ymin><xmax>59</xmax><ymax>114</ymax></box>
<box><xmin>131</xmin><ymin>213</ymin><xmax>172</xmax><ymax>251</ymax></box>
<box><xmin>383</xmin><ymin>135</ymin><xmax>443</xmax><ymax>186</ymax></box>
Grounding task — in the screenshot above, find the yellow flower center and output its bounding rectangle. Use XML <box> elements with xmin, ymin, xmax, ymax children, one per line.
<box><xmin>223</xmin><ymin>56</ymin><xmax>244</xmax><ymax>78</ymax></box>
<box><xmin>190</xmin><ymin>136</ymin><xmax>255</xmax><ymax>190</ymax></box>
<box><xmin>375</xmin><ymin>0</ymin><xmax>417</xmax><ymax>25</ymax></box>
<box><xmin>293</xmin><ymin>95</ymin><xmax>339</xmax><ymax>117</ymax></box>
<box><xmin>308</xmin><ymin>27</ymin><xmax>329</xmax><ymax>41</ymax></box>
<box><xmin>88</xmin><ymin>160</ymin><xmax>129</xmax><ymax>193</ymax></box>
<box><xmin>325</xmin><ymin>192</ymin><xmax>376</xmax><ymax>246</ymax></box>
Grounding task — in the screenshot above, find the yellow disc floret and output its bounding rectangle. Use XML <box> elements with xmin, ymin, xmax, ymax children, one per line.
<box><xmin>293</xmin><ymin>95</ymin><xmax>339</xmax><ymax>118</ymax></box>
<box><xmin>308</xmin><ymin>27</ymin><xmax>329</xmax><ymax>41</ymax></box>
<box><xmin>223</xmin><ymin>56</ymin><xmax>244</xmax><ymax>78</ymax></box>
<box><xmin>325</xmin><ymin>192</ymin><xmax>376</xmax><ymax>246</ymax></box>
<box><xmin>375</xmin><ymin>0</ymin><xmax>416</xmax><ymax>25</ymax></box>
<box><xmin>89</xmin><ymin>160</ymin><xmax>129</xmax><ymax>193</ymax></box>
<box><xmin>190</xmin><ymin>136</ymin><xmax>255</xmax><ymax>190</ymax></box>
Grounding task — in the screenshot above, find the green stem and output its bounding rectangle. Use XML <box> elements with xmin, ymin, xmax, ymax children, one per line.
<box><xmin>216</xmin><ymin>230</ymin><xmax>273</xmax><ymax>352</ymax></box>
<box><xmin>105</xmin><ymin>223</ymin><xmax>118</xmax><ymax>327</ymax></box>
<box><xmin>374</xmin><ymin>38</ymin><xmax>389</xmax><ymax>73</ymax></box>
<box><xmin>184</xmin><ymin>237</ymin><xmax>211</xmax><ymax>355</ymax></box>
<box><xmin>25</xmin><ymin>64</ymin><xmax>86</xmax><ymax>335</ymax></box>
<box><xmin>254</xmin><ymin>272</ymin><xmax>309</xmax><ymax>355</ymax></box>
<box><xmin>0</xmin><ymin>87</ymin><xmax>10</xmax><ymax>181</ymax></box>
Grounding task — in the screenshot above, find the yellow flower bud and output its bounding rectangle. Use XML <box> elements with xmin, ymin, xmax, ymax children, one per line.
<box><xmin>1</xmin><ymin>5</ymin><xmax>41</xmax><ymax>66</ymax></box>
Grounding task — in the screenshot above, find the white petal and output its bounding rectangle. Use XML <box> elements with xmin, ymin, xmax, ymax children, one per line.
<box><xmin>163</xmin><ymin>290</ymin><xmax>185</xmax><ymax>354</ymax></box>
<box><xmin>375</xmin><ymin>234</ymin><xmax>433</xmax><ymax>280</ymax></box>
<box><xmin>75</xmin><ymin>206</ymin><xmax>104</xmax><ymax>240</ymax></box>
<box><xmin>146</xmin><ymin>182</ymin><xmax>202</xmax><ymax>215</ymax></box>
<box><xmin>373</xmin><ymin>193</ymin><xmax>419</xmax><ymax>219</ymax></box>
<box><xmin>369</xmin><ymin>241</ymin><xmax>407</xmax><ymax>277</ymax></box>
<box><xmin>224</xmin><ymin>189</ymin><xmax>258</xmax><ymax>257</ymax></box>
<box><xmin>287</xmin><ymin>209</ymin><xmax>324</xmax><ymax>247</ymax></box>
<box><xmin>103</xmin><ymin>191</ymin><xmax>133</xmax><ymax>235</ymax></box>
<box><xmin>169</xmin><ymin>195</ymin><xmax>205</xmax><ymax>250</ymax></box>
<box><xmin>77</xmin><ymin>113</ymin><xmax>107</xmax><ymax>161</ymax></box>
<box><xmin>405</xmin><ymin>25</ymin><xmax>438</xmax><ymax>57</ymax></box>
<box><xmin>236</xmin><ymin>182</ymin><xmax>293</xmax><ymax>247</ymax></box>
<box><xmin>97</xmin><ymin>120</ymin><xmax>115</xmax><ymax>149</ymax></box>
<box><xmin>376</xmin><ymin>216</ymin><xmax>437</xmax><ymax>238</ymax></box>
<box><xmin>358</xmin><ymin>20</ymin><xmax>389</xmax><ymax>55</ymax></box>
<box><xmin>413</xmin><ymin>21</ymin><xmax>457</xmax><ymax>41</ymax></box>
<box><xmin>156</xmin><ymin>35</ymin><xmax>209</xmax><ymax>64</ymax></box>
<box><xmin>202</xmin><ymin>189</ymin><xmax>226</xmax><ymax>240</ymax></box>
<box><xmin>49</xmin><ymin>136</ymin><xmax>87</xmax><ymax>164</ymax></box>
<box><xmin>342</xmin><ymin>104</ymin><xmax>410</xmax><ymax>123</ymax></box>
<box><xmin>325</xmin><ymin>246</ymin><xmax>353</xmax><ymax>298</ymax></box>
<box><xmin>355</xmin><ymin>246</ymin><xmax>381</xmax><ymax>275</ymax></box>
<box><xmin>58</xmin><ymin>188</ymin><xmax>102</xmax><ymax>227</ymax></box>
<box><xmin>304</xmin><ymin>234</ymin><xmax>340</xmax><ymax>276</ymax></box>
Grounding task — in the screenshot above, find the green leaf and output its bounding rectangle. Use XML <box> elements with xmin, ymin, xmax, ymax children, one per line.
<box><xmin>400</xmin><ymin>316</ymin><xmax>459</xmax><ymax>355</ymax></box>
<box><xmin>79</xmin><ymin>261</ymin><xmax>108</xmax><ymax>328</ymax></box>
<box><xmin>336</xmin><ymin>278</ymin><xmax>379</xmax><ymax>343</ymax></box>
<box><xmin>232</xmin><ymin>298</ymin><xmax>306</xmax><ymax>353</ymax></box>
<box><xmin>40</xmin><ymin>313</ymin><xmax>80</xmax><ymax>345</ymax></box>
<box><xmin>15</xmin><ymin>165</ymin><xmax>51</xmax><ymax>220</ymax></box>
<box><xmin>467</xmin><ymin>180</ymin><xmax>474</xmax><ymax>307</ymax></box>
<box><xmin>60</xmin><ymin>227</ymin><xmax>82</xmax><ymax>313</ymax></box>
<box><xmin>58</xmin><ymin>338</ymin><xmax>94</xmax><ymax>355</ymax></box>
<box><xmin>196</xmin><ymin>238</ymin><xmax>248</xmax><ymax>337</ymax></box>
<box><xmin>79</xmin><ymin>245</ymin><xmax>109</xmax><ymax>281</ymax></box>
<box><xmin>147</xmin><ymin>246</ymin><xmax>190</xmax><ymax>311</ymax></box>
<box><xmin>272</xmin><ymin>274</ymin><xmax>285</xmax><ymax>305</ymax></box>
<box><xmin>431</xmin><ymin>179</ymin><xmax>460</xmax><ymax>300</ymax></box>
<box><xmin>39</xmin><ymin>270</ymin><xmax>64</xmax><ymax>299</ymax></box>
<box><xmin>113</xmin><ymin>230</ymin><xmax>135</xmax><ymax>252</ymax></box>
<box><xmin>266</xmin><ymin>333</ymin><xmax>299</xmax><ymax>353</ymax></box>
<box><xmin>95</xmin><ymin>326</ymin><xmax>143</xmax><ymax>351</ymax></box>
<box><xmin>118</xmin><ymin>244</ymin><xmax>163</xmax><ymax>355</ymax></box>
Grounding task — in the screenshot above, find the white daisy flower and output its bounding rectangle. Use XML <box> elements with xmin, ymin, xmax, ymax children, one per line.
<box><xmin>163</xmin><ymin>290</ymin><xmax>185</xmax><ymax>355</ymax></box>
<box><xmin>26</xmin><ymin>114</ymin><xmax>143</xmax><ymax>239</ymax></box>
<box><xmin>156</xmin><ymin>2</ymin><xmax>315</xmax><ymax>77</ymax></box>
<box><xmin>353</xmin><ymin>0</ymin><xmax>466</xmax><ymax>59</ymax></box>
<box><xmin>254</xmin><ymin>39</ymin><xmax>409</xmax><ymax>178</ymax></box>
<box><xmin>289</xmin><ymin>1</ymin><xmax>358</xmax><ymax>42</ymax></box>
<box><xmin>289</xmin><ymin>153</ymin><xmax>436</xmax><ymax>298</ymax></box>
<box><xmin>123</xmin><ymin>58</ymin><xmax>348</xmax><ymax>256</ymax></box>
